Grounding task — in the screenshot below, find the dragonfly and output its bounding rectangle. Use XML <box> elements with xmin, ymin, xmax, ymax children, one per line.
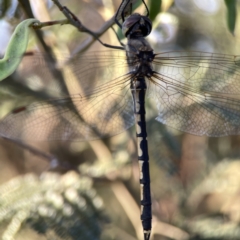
<box><xmin>2</xmin><ymin>0</ymin><xmax>240</xmax><ymax>239</ymax></box>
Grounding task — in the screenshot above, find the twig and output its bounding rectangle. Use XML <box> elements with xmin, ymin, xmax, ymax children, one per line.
<box><xmin>51</xmin><ymin>0</ymin><xmax>124</xmax><ymax>53</ymax></box>
<box><xmin>152</xmin><ymin>221</ymin><xmax>189</xmax><ymax>240</ymax></box>
<box><xmin>22</xmin><ymin>0</ymin><xmax>124</xmax><ymax>58</ymax></box>
<box><xmin>0</xmin><ymin>135</ymin><xmax>77</xmax><ymax>171</ymax></box>
<box><xmin>31</xmin><ymin>19</ymin><xmax>69</xmax><ymax>29</ymax></box>
<box><xmin>1</xmin><ymin>135</ymin><xmax>57</xmax><ymax>166</ymax></box>
<box><xmin>18</xmin><ymin>0</ymin><xmax>56</xmax><ymax>56</ymax></box>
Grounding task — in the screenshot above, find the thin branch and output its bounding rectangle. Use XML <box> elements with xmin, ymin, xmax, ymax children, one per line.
<box><xmin>1</xmin><ymin>135</ymin><xmax>56</xmax><ymax>165</ymax></box>
<box><xmin>0</xmin><ymin>135</ymin><xmax>78</xmax><ymax>171</ymax></box>
<box><xmin>51</xmin><ymin>0</ymin><xmax>124</xmax><ymax>54</ymax></box>
<box><xmin>29</xmin><ymin>15</ymin><xmax>117</xmax><ymax>54</ymax></box>
<box><xmin>18</xmin><ymin>0</ymin><xmax>56</xmax><ymax>56</ymax></box>
<box><xmin>21</xmin><ymin>0</ymin><xmax>125</xmax><ymax>58</ymax></box>
<box><xmin>31</xmin><ymin>19</ymin><xmax>69</xmax><ymax>29</ymax></box>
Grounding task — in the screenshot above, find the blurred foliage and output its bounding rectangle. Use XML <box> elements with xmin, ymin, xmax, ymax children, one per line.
<box><xmin>0</xmin><ymin>172</ymin><xmax>105</xmax><ymax>240</ymax></box>
<box><xmin>224</xmin><ymin>0</ymin><xmax>237</xmax><ymax>35</ymax></box>
<box><xmin>186</xmin><ymin>159</ymin><xmax>240</xmax><ymax>239</ymax></box>
<box><xmin>0</xmin><ymin>1</ymin><xmax>240</xmax><ymax>240</ymax></box>
<box><xmin>148</xmin><ymin>0</ymin><xmax>162</xmax><ymax>21</ymax></box>
<box><xmin>0</xmin><ymin>0</ymin><xmax>10</xmax><ymax>18</ymax></box>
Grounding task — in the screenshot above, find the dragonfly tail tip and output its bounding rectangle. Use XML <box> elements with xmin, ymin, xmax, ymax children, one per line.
<box><xmin>144</xmin><ymin>231</ymin><xmax>151</xmax><ymax>240</ymax></box>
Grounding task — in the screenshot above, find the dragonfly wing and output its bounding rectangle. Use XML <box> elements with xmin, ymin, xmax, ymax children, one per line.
<box><xmin>153</xmin><ymin>51</ymin><xmax>240</xmax><ymax>93</ymax></box>
<box><xmin>0</xmin><ymin>51</ymin><xmax>135</xmax><ymax>141</ymax></box>
<box><xmin>152</xmin><ymin>51</ymin><xmax>240</xmax><ymax>136</ymax></box>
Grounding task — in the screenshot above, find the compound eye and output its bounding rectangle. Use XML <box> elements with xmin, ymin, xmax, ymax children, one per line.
<box><xmin>122</xmin><ymin>13</ymin><xmax>152</xmax><ymax>37</ymax></box>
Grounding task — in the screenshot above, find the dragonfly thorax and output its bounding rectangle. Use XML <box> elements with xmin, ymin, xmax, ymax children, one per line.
<box><xmin>126</xmin><ymin>38</ymin><xmax>155</xmax><ymax>79</ymax></box>
<box><xmin>137</xmin><ymin>51</ymin><xmax>154</xmax><ymax>77</ymax></box>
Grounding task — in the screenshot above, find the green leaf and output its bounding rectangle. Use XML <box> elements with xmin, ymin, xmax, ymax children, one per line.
<box><xmin>0</xmin><ymin>18</ymin><xmax>39</xmax><ymax>81</ymax></box>
<box><xmin>224</xmin><ymin>0</ymin><xmax>237</xmax><ymax>35</ymax></box>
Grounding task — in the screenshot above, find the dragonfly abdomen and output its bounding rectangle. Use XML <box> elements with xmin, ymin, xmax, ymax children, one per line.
<box><xmin>131</xmin><ymin>77</ymin><xmax>151</xmax><ymax>240</ymax></box>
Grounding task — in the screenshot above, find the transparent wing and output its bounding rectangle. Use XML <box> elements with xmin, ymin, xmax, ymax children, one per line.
<box><xmin>2</xmin><ymin>50</ymin><xmax>240</xmax><ymax>140</ymax></box>
<box><xmin>152</xmin><ymin>51</ymin><xmax>240</xmax><ymax>136</ymax></box>
<box><xmin>0</xmin><ymin>50</ymin><xmax>135</xmax><ymax>141</ymax></box>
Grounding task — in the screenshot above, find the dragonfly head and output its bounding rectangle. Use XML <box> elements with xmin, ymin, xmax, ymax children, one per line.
<box><xmin>122</xmin><ymin>13</ymin><xmax>152</xmax><ymax>38</ymax></box>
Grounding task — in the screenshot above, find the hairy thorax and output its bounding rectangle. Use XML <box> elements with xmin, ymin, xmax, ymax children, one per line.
<box><xmin>125</xmin><ymin>37</ymin><xmax>154</xmax><ymax>78</ymax></box>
